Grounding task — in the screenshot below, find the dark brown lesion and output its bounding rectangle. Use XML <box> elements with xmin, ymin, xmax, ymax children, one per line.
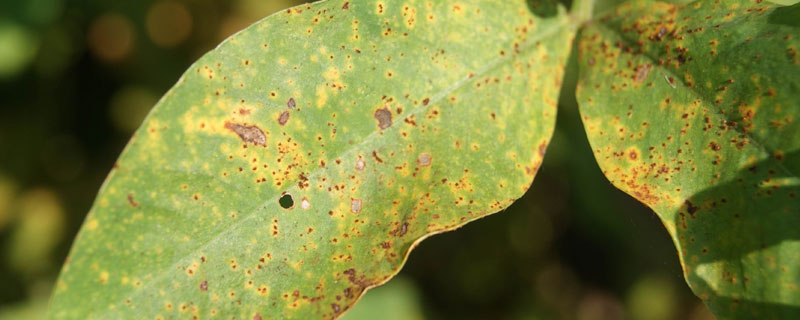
<box><xmin>634</xmin><ymin>64</ymin><xmax>651</xmax><ymax>83</ymax></box>
<box><xmin>127</xmin><ymin>193</ymin><xmax>139</xmax><ymax>207</ymax></box>
<box><xmin>224</xmin><ymin>122</ymin><xmax>266</xmax><ymax>146</ymax></box>
<box><xmin>374</xmin><ymin>108</ymin><xmax>392</xmax><ymax>129</ymax></box>
<box><xmin>278</xmin><ymin>111</ymin><xmax>290</xmax><ymax>126</ymax></box>
<box><xmin>390</xmin><ymin>222</ymin><xmax>409</xmax><ymax>237</ymax></box>
<box><xmin>684</xmin><ymin>200</ymin><xmax>699</xmax><ymax>217</ymax></box>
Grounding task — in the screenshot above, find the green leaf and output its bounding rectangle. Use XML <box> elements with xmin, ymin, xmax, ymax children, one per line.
<box><xmin>50</xmin><ymin>0</ymin><xmax>576</xmax><ymax>318</ymax></box>
<box><xmin>576</xmin><ymin>1</ymin><xmax>800</xmax><ymax>318</ymax></box>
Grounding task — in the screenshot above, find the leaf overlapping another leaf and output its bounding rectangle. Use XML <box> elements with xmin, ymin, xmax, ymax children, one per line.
<box><xmin>577</xmin><ymin>1</ymin><xmax>800</xmax><ymax>318</ymax></box>
<box><xmin>50</xmin><ymin>0</ymin><xmax>577</xmax><ymax>318</ymax></box>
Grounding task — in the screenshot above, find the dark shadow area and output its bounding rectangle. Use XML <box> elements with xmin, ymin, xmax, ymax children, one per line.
<box><xmin>768</xmin><ymin>3</ymin><xmax>800</xmax><ymax>27</ymax></box>
<box><xmin>677</xmin><ymin>149</ymin><xmax>800</xmax><ymax>317</ymax></box>
<box><xmin>526</xmin><ymin>0</ymin><xmax>561</xmax><ymax>18</ymax></box>
<box><xmin>688</xmin><ymin>275</ymin><xmax>800</xmax><ymax>319</ymax></box>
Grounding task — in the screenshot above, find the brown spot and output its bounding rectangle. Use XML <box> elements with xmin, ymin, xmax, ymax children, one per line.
<box><xmin>685</xmin><ymin>200</ymin><xmax>699</xmax><ymax>216</ymax></box>
<box><xmin>350</xmin><ymin>198</ymin><xmax>362</xmax><ymax>213</ymax></box>
<box><xmin>634</xmin><ymin>64</ymin><xmax>651</xmax><ymax>83</ymax></box>
<box><xmin>374</xmin><ymin>108</ymin><xmax>392</xmax><ymax>129</ymax></box>
<box><xmin>200</xmin><ymin>280</ymin><xmax>208</xmax><ymax>291</ymax></box>
<box><xmin>355</xmin><ymin>159</ymin><xmax>366</xmax><ymax>170</ymax></box>
<box><xmin>417</xmin><ymin>153</ymin><xmax>431</xmax><ymax>166</ymax></box>
<box><xmin>224</xmin><ymin>122</ymin><xmax>266</xmax><ymax>146</ymax></box>
<box><xmin>253</xmin><ymin>313</ymin><xmax>262</xmax><ymax>320</ymax></box>
<box><xmin>393</xmin><ymin>222</ymin><xmax>409</xmax><ymax>237</ymax></box>
<box><xmin>278</xmin><ymin>111</ymin><xmax>290</xmax><ymax>126</ymax></box>
<box><xmin>127</xmin><ymin>193</ymin><xmax>139</xmax><ymax>207</ymax></box>
<box><xmin>629</xmin><ymin>151</ymin><xmax>638</xmax><ymax>160</ymax></box>
<box><xmin>709</xmin><ymin>142</ymin><xmax>721</xmax><ymax>151</ymax></box>
<box><xmin>342</xmin><ymin>2</ymin><xmax>349</xmax><ymax>10</ymax></box>
<box><xmin>287</xmin><ymin>97</ymin><xmax>296</xmax><ymax>109</ymax></box>
<box><xmin>538</xmin><ymin>142</ymin><xmax>547</xmax><ymax>157</ymax></box>
<box><xmin>422</xmin><ymin>98</ymin><xmax>430</xmax><ymax>106</ymax></box>
<box><xmin>331</xmin><ymin>303</ymin><xmax>341</xmax><ymax>313</ymax></box>
<box><xmin>372</xmin><ymin>151</ymin><xmax>383</xmax><ymax>163</ymax></box>
<box><xmin>652</xmin><ymin>26</ymin><xmax>668</xmax><ymax>41</ymax></box>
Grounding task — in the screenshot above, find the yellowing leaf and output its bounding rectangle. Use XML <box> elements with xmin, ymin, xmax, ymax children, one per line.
<box><xmin>50</xmin><ymin>0</ymin><xmax>577</xmax><ymax>318</ymax></box>
<box><xmin>577</xmin><ymin>1</ymin><xmax>800</xmax><ymax>318</ymax></box>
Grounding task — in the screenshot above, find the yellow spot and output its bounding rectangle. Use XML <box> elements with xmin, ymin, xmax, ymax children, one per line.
<box><xmin>316</xmin><ymin>86</ymin><xmax>328</xmax><ymax>108</ymax></box>
<box><xmin>229</xmin><ymin>259</ymin><xmax>238</xmax><ymax>271</ymax></box>
<box><xmin>626</xmin><ymin>147</ymin><xmax>641</xmax><ymax>163</ymax></box>
<box><xmin>451</xmin><ymin>3</ymin><xmax>464</xmax><ymax>15</ymax></box>
<box><xmin>200</xmin><ymin>66</ymin><xmax>214</xmax><ymax>79</ymax></box>
<box><xmin>99</xmin><ymin>271</ymin><xmax>109</xmax><ymax>284</ymax></box>
<box><xmin>404</xmin><ymin>5</ymin><xmax>417</xmax><ymax>28</ymax></box>
<box><xmin>323</xmin><ymin>67</ymin><xmax>340</xmax><ymax>80</ymax></box>
<box><xmin>87</xmin><ymin>219</ymin><xmax>99</xmax><ymax>230</ymax></box>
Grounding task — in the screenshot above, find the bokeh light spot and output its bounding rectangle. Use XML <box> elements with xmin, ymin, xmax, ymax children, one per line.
<box><xmin>87</xmin><ymin>13</ymin><xmax>135</xmax><ymax>62</ymax></box>
<box><xmin>0</xmin><ymin>21</ymin><xmax>39</xmax><ymax>78</ymax></box>
<box><xmin>110</xmin><ymin>86</ymin><xmax>159</xmax><ymax>133</ymax></box>
<box><xmin>146</xmin><ymin>1</ymin><xmax>193</xmax><ymax>48</ymax></box>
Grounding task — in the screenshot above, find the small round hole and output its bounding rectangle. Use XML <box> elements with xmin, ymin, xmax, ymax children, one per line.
<box><xmin>279</xmin><ymin>193</ymin><xmax>294</xmax><ymax>209</ymax></box>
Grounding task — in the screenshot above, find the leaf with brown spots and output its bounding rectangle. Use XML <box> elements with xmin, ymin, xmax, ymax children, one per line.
<box><xmin>577</xmin><ymin>1</ymin><xmax>800</xmax><ymax>318</ymax></box>
<box><xmin>50</xmin><ymin>0</ymin><xmax>577</xmax><ymax>319</ymax></box>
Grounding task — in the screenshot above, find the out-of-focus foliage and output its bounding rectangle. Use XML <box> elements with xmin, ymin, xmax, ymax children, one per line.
<box><xmin>0</xmin><ymin>21</ymin><xmax>39</xmax><ymax>79</ymax></box>
<box><xmin>7</xmin><ymin>189</ymin><xmax>64</xmax><ymax>277</ymax></box>
<box><xmin>0</xmin><ymin>0</ymin><xmax>719</xmax><ymax>319</ymax></box>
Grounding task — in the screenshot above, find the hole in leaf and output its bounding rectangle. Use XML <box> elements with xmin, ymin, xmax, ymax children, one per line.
<box><xmin>279</xmin><ymin>193</ymin><xmax>294</xmax><ymax>209</ymax></box>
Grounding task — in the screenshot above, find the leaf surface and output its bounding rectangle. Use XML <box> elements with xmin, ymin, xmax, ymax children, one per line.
<box><xmin>577</xmin><ymin>1</ymin><xmax>800</xmax><ymax>318</ymax></box>
<box><xmin>50</xmin><ymin>0</ymin><xmax>576</xmax><ymax>318</ymax></box>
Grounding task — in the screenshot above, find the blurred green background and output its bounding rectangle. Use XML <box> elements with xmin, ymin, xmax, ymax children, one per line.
<box><xmin>0</xmin><ymin>0</ymin><xmax>722</xmax><ymax>319</ymax></box>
